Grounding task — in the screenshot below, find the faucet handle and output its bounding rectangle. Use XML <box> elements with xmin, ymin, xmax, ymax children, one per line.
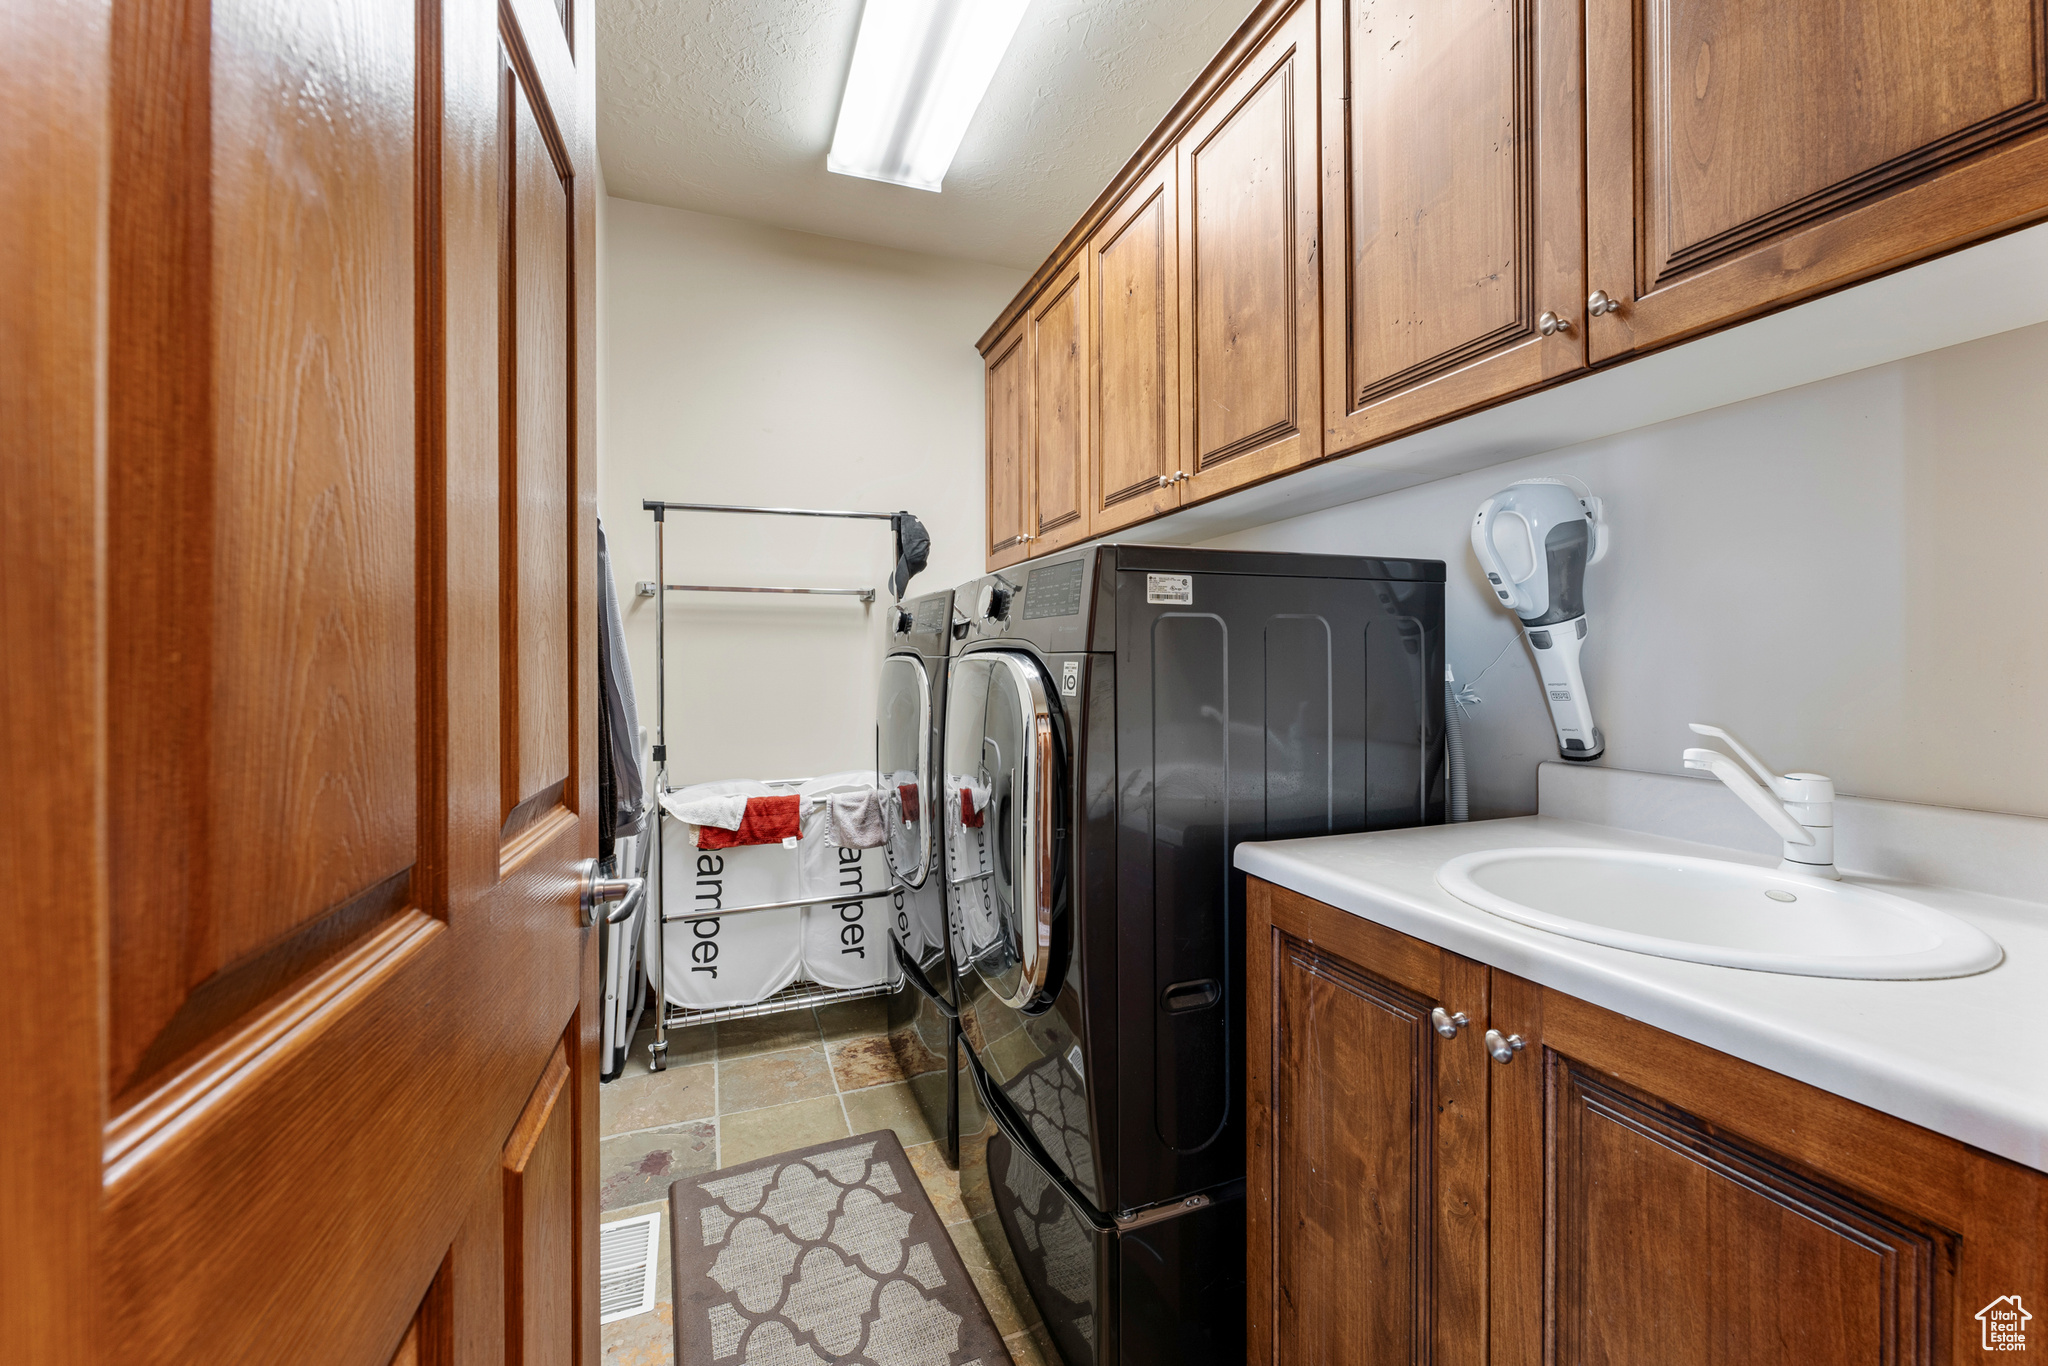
<box><xmin>1688</xmin><ymin>723</ymin><xmax>1834</xmax><ymax>803</ymax></box>
<box><xmin>1686</xmin><ymin>722</ymin><xmax>1784</xmax><ymax>791</ymax></box>
<box><xmin>1683</xmin><ymin>748</ymin><xmax>1815</xmax><ymax>847</ymax></box>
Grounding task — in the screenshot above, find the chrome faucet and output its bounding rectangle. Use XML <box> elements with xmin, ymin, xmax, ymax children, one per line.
<box><xmin>1682</xmin><ymin>723</ymin><xmax>1838</xmax><ymax>879</ymax></box>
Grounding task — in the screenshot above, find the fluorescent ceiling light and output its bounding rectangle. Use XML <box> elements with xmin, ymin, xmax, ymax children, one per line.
<box><xmin>828</xmin><ymin>0</ymin><xmax>1032</xmax><ymax>193</ymax></box>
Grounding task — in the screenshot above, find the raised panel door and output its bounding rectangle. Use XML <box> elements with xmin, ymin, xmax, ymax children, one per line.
<box><xmin>1554</xmin><ymin>1063</ymin><xmax>1939</xmax><ymax>1366</ymax></box>
<box><xmin>1585</xmin><ymin>0</ymin><xmax>2048</xmax><ymax>360</ymax></box>
<box><xmin>1089</xmin><ymin>158</ymin><xmax>1184</xmax><ymax>533</ymax></box>
<box><xmin>1029</xmin><ymin>257</ymin><xmax>1091</xmax><ymax>555</ymax></box>
<box><xmin>1490</xmin><ymin>974</ymin><xmax>2048</xmax><ymax>1366</ymax></box>
<box><xmin>503</xmin><ymin>1040</ymin><xmax>578</xmax><ymax>1366</ymax></box>
<box><xmin>501</xmin><ymin>37</ymin><xmax>576</xmax><ymax>841</ymax></box>
<box><xmin>1178</xmin><ymin>0</ymin><xmax>1322</xmax><ymax>506</ymax></box>
<box><xmin>1248</xmin><ymin>881</ymin><xmax>1489</xmax><ymax>1366</ymax></box>
<box><xmin>985</xmin><ymin>316</ymin><xmax>1031</xmax><ymax>570</ymax></box>
<box><xmin>3</xmin><ymin>0</ymin><xmax>602</xmax><ymax>1359</ymax></box>
<box><xmin>1320</xmin><ymin>0</ymin><xmax>1584</xmax><ymax>455</ymax></box>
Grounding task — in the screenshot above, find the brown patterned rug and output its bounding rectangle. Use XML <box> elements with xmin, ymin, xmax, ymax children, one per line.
<box><xmin>668</xmin><ymin>1129</ymin><xmax>1011</xmax><ymax>1366</ymax></box>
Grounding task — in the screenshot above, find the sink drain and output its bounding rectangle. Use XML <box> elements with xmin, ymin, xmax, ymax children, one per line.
<box><xmin>1765</xmin><ymin>889</ymin><xmax>1798</xmax><ymax>903</ymax></box>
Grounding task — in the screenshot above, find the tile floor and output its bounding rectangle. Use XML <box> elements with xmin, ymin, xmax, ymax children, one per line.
<box><xmin>599</xmin><ymin>996</ymin><xmax>1056</xmax><ymax>1366</ymax></box>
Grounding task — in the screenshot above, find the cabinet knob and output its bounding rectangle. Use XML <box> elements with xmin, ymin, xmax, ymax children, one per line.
<box><xmin>1538</xmin><ymin>311</ymin><xmax>1571</xmax><ymax>336</ymax></box>
<box><xmin>1588</xmin><ymin>289</ymin><xmax>1624</xmax><ymax>316</ymax></box>
<box><xmin>1485</xmin><ymin>1029</ymin><xmax>1527</xmax><ymax>1064</ymax></box>
<box><xmin>1430</xmin><ymin>1007</ymin><xmax>1470</xmax><ymax>1039</ymax></box>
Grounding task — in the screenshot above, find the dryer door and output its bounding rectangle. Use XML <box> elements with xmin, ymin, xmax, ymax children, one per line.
<box><xmin>878</xmin><ymin>654</ymin><xmax>933</xmax><ymax>888</ymax></box>
<box><xmin>945</xmin><ymin>650</ymin><xmax>1064</xmax><ymax>1013</ymax></box>
<box><xmin>879</xmin><ymin>653</ymin><xmax>945</xmax><ymax>982</ymax></box>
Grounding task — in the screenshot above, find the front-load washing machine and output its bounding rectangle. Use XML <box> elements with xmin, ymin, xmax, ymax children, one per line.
<box><xmin>877</xmin><ymin>587</ymin><xmax>973</xmax><ymax>1166</ymax></box>
<box><xmin>943</xmin><ymin>544</ymin><xmax>1446</xmax><ymax>1365</ymax></box>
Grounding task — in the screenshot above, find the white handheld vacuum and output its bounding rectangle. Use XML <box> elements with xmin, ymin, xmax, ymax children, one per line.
<box><xmin>1471</xmin><ymin>477</ymin><xmax>1608</xmax><ymax>761</ymax></box>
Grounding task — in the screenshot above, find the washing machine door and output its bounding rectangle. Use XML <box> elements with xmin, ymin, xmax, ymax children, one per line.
<box><xmin>945</xmin><ymin>650</ymin><xmax>1063</xmax><ymax>1013</ymax></box>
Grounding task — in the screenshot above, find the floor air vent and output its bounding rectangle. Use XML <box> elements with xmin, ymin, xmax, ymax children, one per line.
<box><xmin>599</xmin><ymin>1211</ymin><xmax>661</xmax><ymax>1324</ymax></box>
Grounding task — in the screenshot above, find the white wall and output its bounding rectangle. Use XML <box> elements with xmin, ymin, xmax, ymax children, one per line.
<box><xmin>598</xmin><ymin>197</ymin><xmax>1027</xmax><ymax>786</ymax></box>
<box><xmin>1201</xmin><ymin>320</ymin><xmax>2048</xmax><ymax>820</ymax></box>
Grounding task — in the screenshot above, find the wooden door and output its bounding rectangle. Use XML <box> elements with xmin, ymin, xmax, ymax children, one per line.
<box><xmin>1490</xmin><ymin>973</ymin><xmax>2048</xmax><ymax>1366</ymax></box>
<box><xmin>1028</xmin><ymin>256</ymin><xmax>1092</xmax><ymax>556</ymax></box>
<box><xmin>1247</xmin><ymin>882</ymin><xmax>1490</xmax><ymax>1366</ymax></box>
<box><xmin>1585</xmin><ymin>0</ymin><xmax>2048</xmax><ymax>361</ymax></box>
<box><xmin>1319</xmin><ymin>0</ymin><xmax>1584</xmax><ymax>455</ymax></box>
<box><xmin>0</xmin><ymin>0</ymin><xmax>601</xmax><ymax>1362</ymax></box>
<box><xmin>1089</xmin><ymin>157</ymin><xmax>1184</xmax><ymax>534</ymax></box>
<box><xmin>985</xmin><ymin>314</ymin><xmax>1032</xmax><ymax>570</ymax></box>
<box><xmin>1178</xmin><ymin>0</ymin><xmax>1322</xmax><ymax>506</ymax></box>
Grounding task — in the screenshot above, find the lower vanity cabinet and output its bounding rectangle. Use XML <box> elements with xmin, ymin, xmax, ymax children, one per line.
<box><xmin>1247</xmin><ymin>878</ymin><xmax>2048</xmax><ymax>1366</ymax></box>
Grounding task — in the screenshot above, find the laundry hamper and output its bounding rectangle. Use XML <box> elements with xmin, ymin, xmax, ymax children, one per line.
<box><xmin>651</xmin><ymin>772</ymin><xmax>900</xmax><ymax>1012</ymax></box>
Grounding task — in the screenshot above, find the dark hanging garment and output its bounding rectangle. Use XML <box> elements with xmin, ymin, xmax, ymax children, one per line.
<box><xmin>888</xmin><ymin>512</ymin><xmax>930</xmax><ymax>600</ymax></box>
<box><xmin>597</xmin><ymin>684</ymin><xmax>618</xmax><ymax>860</ymax></box>
<box><xmin>596</xmin><ymin>517</ymin><xmax>645</xmax><ymax>845</ymax></box>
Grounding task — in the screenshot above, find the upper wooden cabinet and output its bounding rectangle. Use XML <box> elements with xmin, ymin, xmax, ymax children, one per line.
<box><xmin>1584</xmin><ymin>0</ymin><xmax>2048</xmax><ymax>359</ymax></box>
<box><xmin>1319</xmin><ymin>0</ymin><xmax>1585</xmax><ymax>454</ymax></box>
<box><xmin>984</xmin><ymin>315</ymin><xmax>1031</xmax><ymax>570</ymax></box>
<box><xmin>1028</xmin><ymin>257</ymin><xmax>1093</xmax><ymax>555</ymax></box>
<box><xmin>1179</xmin><ymin>0</ymin><xmax>1322</xmax><ymax>504</ymax></box>
<box><xmin>1089</xmin><ymin>158</ymin><xmax>1184</xmax><ymax>534</ymax></box>
<box><xmin>977</xmin><ymin>0</ymin><xmax>2048</xmax><ymax>567</ymax></box>
<box><xmin>1250</xmin><ymin>878</ymin><xmax>2048</xmax><ymax>1366</ymax></box>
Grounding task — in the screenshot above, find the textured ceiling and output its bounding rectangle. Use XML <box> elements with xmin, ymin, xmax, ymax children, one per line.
<box><xmin>598</xmin><ymin>0</ymin><xmax>1262</xmax><ymax>269</ymax></box>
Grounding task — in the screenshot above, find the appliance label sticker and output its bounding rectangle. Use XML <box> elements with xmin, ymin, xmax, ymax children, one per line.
<box><xmin>1061</xmin><ymin>660</ymin><xmax>1079</xmax><ymax>697</ymax></box>
<box><xmin>1147</xmin><ymin>573</ymin><xmax>1193</xmax><ymax>605</ymax></box>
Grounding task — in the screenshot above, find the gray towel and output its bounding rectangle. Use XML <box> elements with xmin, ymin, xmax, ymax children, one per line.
<box><xmin>823</xmin><ymin>788</ymin><xmax>888</xmax><ymax>849</ymax></box>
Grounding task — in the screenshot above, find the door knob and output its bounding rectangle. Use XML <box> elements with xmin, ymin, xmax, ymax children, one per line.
<box><xmin>1431</xmin><ymin>1007</ymin><xmax>1470</xmax><ymax>1038</ymax></box>
<box><xmin>1485</xmin><ymin>1029</ymin><xmax>1527</xmax><ymax>1064</ymax></box>
<box><xmin>1538</xmin><ymin>311</ymin><xmax>1571</xmax><ymax>336</ymax></box>
<box><xmin>1588</xmin><ymin>290</ymin><xmax>1624</xmax><ymax>316</ymax></box>
<box><xmin>578</xmin><ymin>859</ymin><xmax>643</xmax><ymax>927</ymax></box>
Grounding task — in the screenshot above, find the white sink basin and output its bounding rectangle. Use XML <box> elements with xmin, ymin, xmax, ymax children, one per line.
<box><xmin>1436</xmin><ymin>847</ymin><xmax>2003</xmax><ymax>979</ymax></box>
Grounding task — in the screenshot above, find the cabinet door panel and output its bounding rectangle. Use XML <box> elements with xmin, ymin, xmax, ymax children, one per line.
<box><xmin>1248</xmin><ymin>882</ymin><xmax>1489</xmax><ymax>1366</ymax></box>
<box><xmin>1179</xmin><ymin>1</ymin><xmax>1320</xmax><ymax>504</ymax></box>
<box><xmin>1091</xmin><ymin>160</ymin><xmax>1183</xmax><ymax>533</ymax></box>
<box><xmin>1557</xmin><ymin>1061</ymin><xmax>1940</xmax><ymax>1366</ymax></box>
<box><xmin>1321</xmin><ymin>0</ymin><xmax>1583</xmax><ymax>453</ymax></box>
<box><xmin>1586</xmin><ymin>0</ymin><xmax>2048</xmax><ymax>359</ymax></box>
<box><xmin>1274</xmin><ymin>939</ymin><xmax>1432</xmax><ymax>1364</ymax></box>
<box><xmin>1030</xmin><ymin>259</ymin><xmax>1091</xmax><ymax>555</ymax></box>
<box><xmin>985</xmin><ymin>317</ymin><xmax>1030</xmax><ymax>570</ymax></box>
<box><xmin>1492</xmin><ymin>975</ymin><xmax>2048</xmax><ymax>1366</ymax></box>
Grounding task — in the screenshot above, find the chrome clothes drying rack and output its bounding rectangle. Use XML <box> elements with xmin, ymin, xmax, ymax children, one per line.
<box><xmin>638</xmin><ymin>498</ymin><xmax>903</xmax><ymax>1073</ymax></box>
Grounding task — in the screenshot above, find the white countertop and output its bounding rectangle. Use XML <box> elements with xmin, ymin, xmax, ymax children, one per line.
<box><xmin>1234</xmin><ymin>764</ymin><xmax>2048</xmax><ymax>1174</ymax></box>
